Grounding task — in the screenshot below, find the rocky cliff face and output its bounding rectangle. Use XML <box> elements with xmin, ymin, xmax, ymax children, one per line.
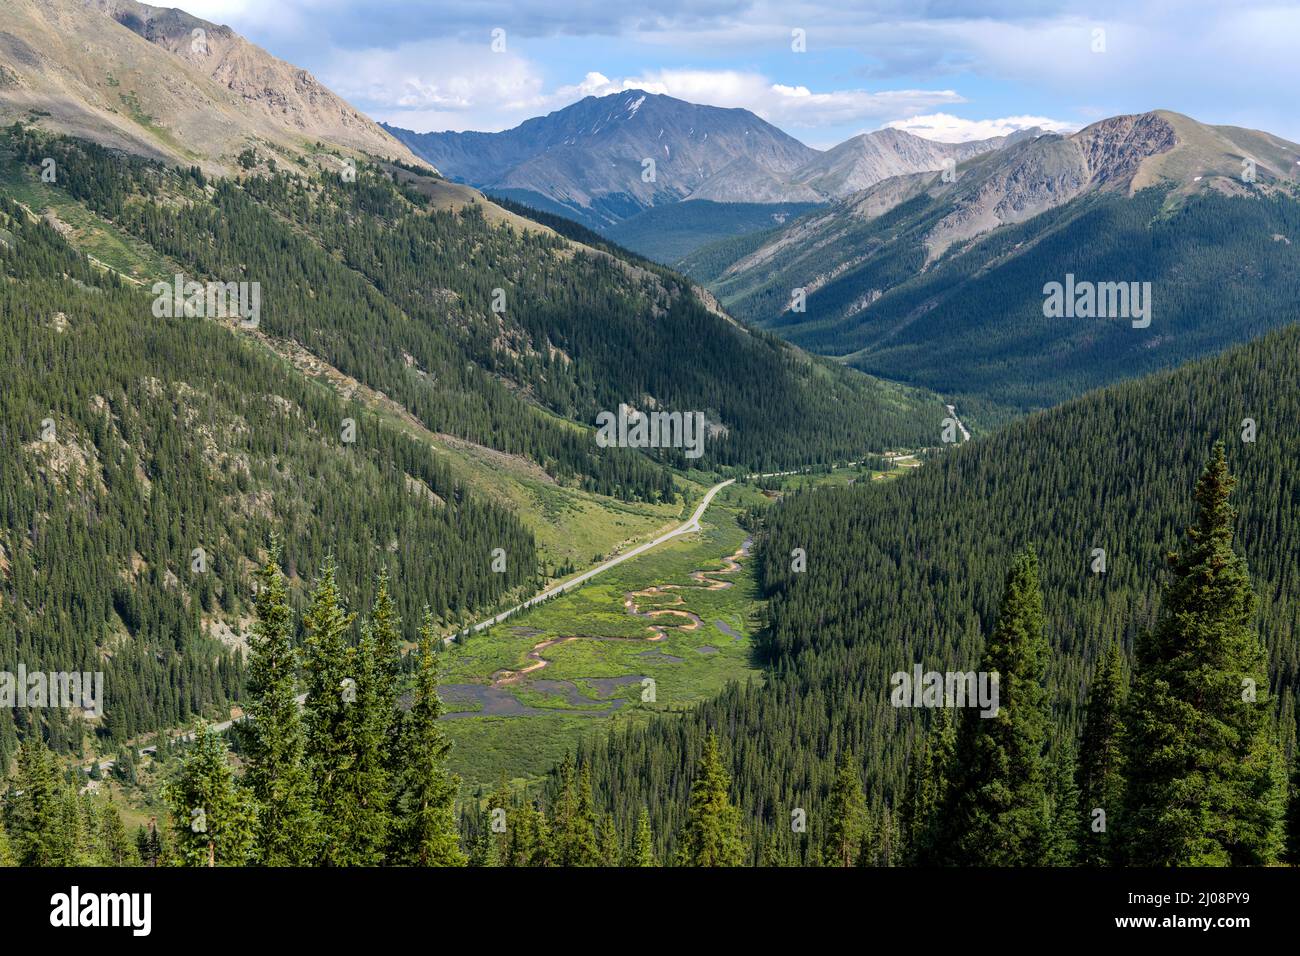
<box><xmin>0</xmin><ymin>0</ymin><xmax>427</xmax><ymax>173</ymax></box>
<box><xmin>691</xmin><ymin>109</ymin><xmax>1300</xmax><ymax>340</ymax></box>
<box><xmin>88</xmin><ymin>0</ymin><xmax>409</xmax><ymax>154</ymax></box>
<box><xmin>790</xmin><ymin>127</ymin><xmax>1021</xmax><ymax>198</ymax></box>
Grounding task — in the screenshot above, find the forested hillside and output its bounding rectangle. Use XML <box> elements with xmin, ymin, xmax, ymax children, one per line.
<box><xmin>7</xmin><ymin>126</ymin><xmax>944</xmax><ymax>477</ymax></box>
<box><xmin>0</xmin><ymin>194</ymin><xmax>535</xmax><ymax>767</ymax></box>
<box><xmin>569</xmin><ymin>321</ymin><xmax>1300</xmax><ymax>863</ymax></box>
<box><xmin>690</xmin><ymin>151</ymin><xmax>1300</xmax><ymax>426</ymax></box>
<box><xmin>0</xmin><ymin>120</ymin><xmax>949</xmax><ymax>766</ymax></box>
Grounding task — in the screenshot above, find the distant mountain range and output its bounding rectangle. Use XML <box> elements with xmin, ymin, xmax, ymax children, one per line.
<box><xmin>385</xmin><ymin>90</ymin><xmax>1027</xmax><ymax>232</ymax></box>
<box><xmin>683</xmin><ymin>109</ymin><xmax>1300</xmax><ymax>421</ymax></box>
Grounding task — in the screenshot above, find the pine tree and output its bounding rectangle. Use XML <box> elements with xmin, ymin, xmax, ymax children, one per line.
<box><xmin>570</xmin><ymin>766</ymin><xmax>601</xmax><ymax>866</ymax></box>
<box><xmin>57</xmin><ymin>787</ymin><xmax>88</xmax><ymax>866</ymax></box>
<box><xmin>877</xmin><ymin>803</ymin><xmax>900</xmax><ymax>866</ymax></box>
<box><xmin>166</xmin><ymin>722</ymin><xmax>256</xmax><ymax>866</ymax></box>
<box><xmin>486</xmin><ymin>776</ymin><xmax>512</xmax><ymax>865</ymax></box>
<box><xmin>550</xmin><ymin>754</ymin><xmax>599</xmax><ymax>866</ymax></box>
<box><xmin>243</xmin><ymin>545</ymin><xmax>319</xmax><ymax>864</ymax></box>
<box><xmin>507</xmin><ymin>800</ymin><xmax>543</xmax><ymax>867</ymax></box>
<box><xmin>821</xmin><ymin>748</ymin><xmax>867</xmax><ymax>866</ymax></box>
<box><xmin>1285</xmin><ymin>760</ymin><xmax>1300</xmax><ymax>866</ymax></box>
<box><xmin>7</xmin><ymin>739</ymin><xmax>76</xmax><ymax>866</ymax></box>
<box><xmin>630</xmin><ymin>809</ymin><xmax>657</xmax><ymax>866</ymax></box>
<box><xmin>135</xmin><ymin>818</ymin><xmax>164</xmax><ymax>867</ymax></box>
<box><xmin>599</xmin><ymin>812</ymin><xmax>621</xmax><ymax>867</ymax></box>
<box><xmin>468</xmin><ymin>814</ymin><xmax>497</xmax><ymax>867</ymax></box>
<box><xmin>1045</xmin><ymin>738</ymin><xmax>1080</xmax><ymax>865</ymax></box>
<box><xmin>530</xmin><ymin>806</ymin><xmax>553</xmax><ymax>868</ymax></box>
<box><xmin>677</xmin><ymin>732</ymin><xmax>746</xmax><ymax>866</ymax></box>
<box><xmin>338</xmin><ymin>602</ymin><xmax>395</xmax><ymax>864</ymax></box>
<box><xmin>0</xmin><ymin>817</ymin><xmax>14</xmax><ymax>866</ymax></box>
<box><xmin>301</xmin><ymin>558</ymin><xmax>360</xmax><ymax>865</ymax></box>
<box><xmin>368</xmin><ymin>569</ymin><xmax>403</xmax><ymax>715</ymax></box>
<box><xmin>390</xmin><ymin>609</ymin><xmax>465</xmax><ymax>866</ymax></box>
<box><xmin>1122</xmin><ymin>444</ymin><xmax>1285</xmax><ymax>865</ymax></box>
<box><xmin>368</xmin><ymin>570</ymin><xmax>405</xmax><ymax>824</ymax></box>
<box><xmin>1076</xmin><ymin>639</ymin><xmax>1126</xmax><ymax>866</ymax></box>
<box><xmin>901</xmin><ymin>709</ymin><xmax>954</xmax><ymax>865</ymax></box>
<box><xmin>934</xmin><ymin>549</ymin><xmax>1052</xmax><ymax>865</ymax></box>
<box><xmin>95</xmin><ymin>802</ymin><xmax>138</xmax><ymax>866</ymax></box>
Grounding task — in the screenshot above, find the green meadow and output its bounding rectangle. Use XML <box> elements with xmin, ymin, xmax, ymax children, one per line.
<box><xmin>440</xmin><ymin>482</ymin><xmax>768</xmax><ymax>792</ymax></box>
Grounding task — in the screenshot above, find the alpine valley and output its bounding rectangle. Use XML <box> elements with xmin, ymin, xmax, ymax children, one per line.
<box><xmin>0</xmin><ymin>0</ymin><xmax>1298</xmax><ymax>886</ymax></box>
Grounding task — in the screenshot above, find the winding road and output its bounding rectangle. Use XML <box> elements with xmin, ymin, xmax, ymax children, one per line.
<box><xmin>86</xmin><ymin>481</ymin><xmax>734</xmax><ymax>773</ymax></box>
<box><xmin>446</xmin><ymin>478</ymin><xmax>736</xmax><ymax>646</ymax></box>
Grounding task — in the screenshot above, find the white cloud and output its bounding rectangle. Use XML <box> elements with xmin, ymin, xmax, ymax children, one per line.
<box><xmin>173</xmin><ymin>0</ymin><xmax>320</xmax><ymax>33</ymax></box>
<box><xmin>320</xmin><ymin>45</ymin><xmax>968</xmax><ymax>135</ymax></box>
<box><xmin>319</xmin><ymin>40</ymin><xmax>549</xmax><ymax>131</ymax></box>
<box><xmin>548</xmin><ymin>69</ymin><xmax>965</xmax><ymax>130</ymax></box>
<box><xmin>884</xmin><ymin>112</ymin><xmax>1076</xmax><ymax>143</ymax></box>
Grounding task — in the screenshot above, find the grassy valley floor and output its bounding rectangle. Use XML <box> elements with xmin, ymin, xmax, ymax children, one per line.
<box><xmin>439</xmin><ymin>481</ymin><xmax>767</xmax><ymax>791</ymax></box>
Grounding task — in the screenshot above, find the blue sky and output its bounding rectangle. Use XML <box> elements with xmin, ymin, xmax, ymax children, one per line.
<box><xmin>180</xmin><ymin>1</ymin><xmax>1300</xmax><ymax>148</ymax></box>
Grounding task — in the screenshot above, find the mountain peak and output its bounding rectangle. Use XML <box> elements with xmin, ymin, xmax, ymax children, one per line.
<box><xmin>387</xmin><ymin>90</ymin><xmax>820</xmax><ymax>227</ymax></box>
<box><xmin>0</xmin><ymin>0</ymin><xmax>426</xmax><ymax>172</ymax></box>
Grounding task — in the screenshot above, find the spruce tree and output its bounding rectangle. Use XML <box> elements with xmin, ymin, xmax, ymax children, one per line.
<box><xmin>551</xmin><ymin>753</ymin><xmax>577</xmax><ymax>861</ymax></box>
<box><xmin>166</xmin><ymin>722</ymin><xmax>256</xmax><ymax>866</ymax></box>
<box><xmin>1122</xmin><ymin>444</ymin><xmax>1285</xmax><ymax>865</ymax></box>
<box><xmin>677</xmin><ymin>732</ymin><xmax>746</xmax><ymax>866</ymax></box>
<box><xmin>934</xmin><ymin>549</ymin><xmax>1052</xmax><ymax>865</ymax></box>
<box><xmin>1045</xmin><ymin>738</ymin><xmax>1080</xmax><ymax>865</ymax></box>
<box><xmin>630</xmin><ymin>809</ymin><xmax>657</xmax><ymax>866</ymax></box>
<box><xmin>876</xmin><ymin>803</ymin><xmax>900</xmax><ymax>866</ymax></box>
<box><xmin>368</xmin><ymin>569</ymin><xmax>403</xmax><ymax>715</ymax></box>
<box><xmin>243</xmin><ymin>545</ymin><xmax>318</xmax><ymax>864</ymax></box>
<box><xmin>550</xmin><ymin>754</ymin><xmax>599</xmax><ymax>866</ymax></box>
<box><xmin>821</xmin><ymin>748</ymin><xmax>867</xmax><ymax>866</ymax></box>
<box><xmin>0</xmin><ymin>818</ymin><xmax>14</xmax><ymax>867</ymax></box>
<box><xmin>338</xmin><ymin>606</ymin><xmax>394</xmax><ymax>864</ymax></box>
<box><xmin>390</xmin><ymin>609</ymin><xmax>465</xmax><ymax>866</ymax></box>
<box><xmin>57</xmin><ymin>787</ymin><xmax>88</xmax><ymax>866</ymax></box>
<box><xmin>901</xmin><ymin>709</ymin><xmax>954</xmax><ymax>865</ymax></box>
<box><xmin>1076</xmin><ymin>639</ymin><xmax>1126</xmax><ymax>866</ymax></box>
<box><xmin>7</xmin><ymin>739</ymin><xmax>75</xmax><ymax>866</ymax></box>
<box><xmin>368</xmin><ymin>570</ymin><xmax>405</xmax><ymax>805</ymax></box>
<box><xmin>95</xmin><ymin>802</ymin><xmax>138</xmax><ymax>866</ymax></box>
<box><xmin>530</xmin><ymin>806</ymin><xmax>553</xmax><ymax>867</ymax></box>
<box><xmin>570</xmin><ymin>766</ymin><xmax>601</xmax><ymax>866</ymax></box>
<box><xmin>507</xmin><ymin>800</ymin><xmax>543</xmax><ymax>867</ymax></box>
<box><xmin>485</xmin><ymin>776</ymin><xmax>512</xmax><ymax>866</ymax></box>
<box><xmin>1284</xmin><ymin>760</ymin><xmax>1300</xmax><ymax>866</ymax></box>
<box><xmin>599</xmin><ymin>812</ymin><xmax>621</xmax><ymax>867</ymax></box>
<box><xmin>301</xmin><ymin>559</ymin><xmax>360</xmax><ymax>865</ymax></box>
<box><xmin>468</xmin><ymin>805</ymin><xmax>498</xmax><ymax>867</ymax></box>
<box><xmin>856</xmin><ymin>811</ymin><xmax>879</xmax><ymax>867</ymax></box>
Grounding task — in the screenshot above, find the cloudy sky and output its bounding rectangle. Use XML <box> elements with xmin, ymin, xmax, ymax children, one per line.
<box><xmin>179</xmin><ymin>0</ymin><xmax>1300</xmax><ymax>148</ymax></box>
